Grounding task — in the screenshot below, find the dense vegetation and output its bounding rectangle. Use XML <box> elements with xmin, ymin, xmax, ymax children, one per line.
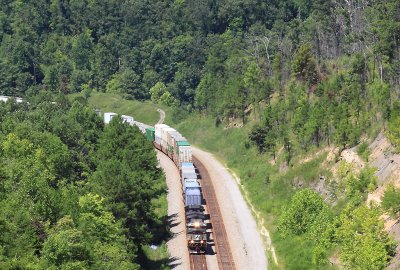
<box><xmin>0</xmin><ymin>95</ymin><xmax>167</xmax><ymax>269</ymax></box>
<box><xmin>1</xmin><ymin>0</ymin><xmax>400</xmax><ymax>269</ymax></box>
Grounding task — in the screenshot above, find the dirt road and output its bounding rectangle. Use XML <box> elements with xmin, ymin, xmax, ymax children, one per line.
<box><xmin>157</xmin><ymin>109</ymin><xmax>165</xmax><ymax>124</ymax></box>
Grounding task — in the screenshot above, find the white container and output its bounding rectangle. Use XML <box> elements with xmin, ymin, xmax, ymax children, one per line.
<box><xmin>155</xmin><ymin>124</ymin><xmax>169</xmax><ymax>140</ymax></box>
<box><xmin>0</xmin><ymin>96</ymin><xmax>23</xmax><ymax>103</ymax></box>
<box><xmin>104</xmin><ymin>112</ymin><xmax>117</xmax><ymax>124</ymax></box>
<box><xmin>179</xmin><ymin>145</ymin><xmax>192</xmax><ymax>164</ymax></box>
<box><xmin>172</xmin><ymin>134</ymin><xmax>186</xmax><ymax>154</ymax></box>
<box><xmin>167</xmin><ymin>131</ymin><xmax>181</xmax><ymax>151</ymax></box>
<box><xmin>121</xmin><ymin>115</ymin><xmax>134</xmax><ymax>124</ymax></box>
<box><xmin>162</xmin><ymin>128</ymin><xmax>176</xmax><ymax>149</ymax></box>
<box><xmin>181</xmin><ymin>166</ymin><xmax>196</xmax><ymax>181</ymax></box>
<box><xmin>182</xmin><ymin>170</ymin><xmax>197</xmax><ymax>180</ymax></box>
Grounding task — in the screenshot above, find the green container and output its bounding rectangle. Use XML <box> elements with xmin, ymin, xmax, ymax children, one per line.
<box><xmin>146</xmin><ymin>127</ymin><xmax>155</xmax><ymax>142</ymax></box>
<box><xmin>177</xmin><ymin>141</ymin><xmax>190</xmax><ymax>146</ymax></box>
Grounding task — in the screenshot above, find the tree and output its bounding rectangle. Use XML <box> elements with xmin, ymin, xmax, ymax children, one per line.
<box><xmin>292</xmin><ymin>44</ymin><xmax>318</xmax><ymax>85</ymax></box>
<box><xmin>106</xmin><ymin>68</ymin><xmax>146</xmax><ymax>99</ymax></box>
<box><xmin>159</xmin><ymin>91</ymin><xmax>177</xmax><ymax>107</ymax></box>
<box><xmin>40</xmin><ymin>216</ymin><xmax>90</xmax><ymax>268</ymax></box>
<box><xmin>382</xmin><ymin>184</ymin><xmax>400</xmax><ymax>216</ymax></box>
<box><xmin>244</xmin><ymin>62</ymin><xmax>262</xmax><ymax>114</ymax></box>
<box><xmin>388</xmin><ymin>101</ymin><xmax>400</xmax><ymax>152</ymax></box>
<box><xmin>335</xmin><ymin>205</ymin><xmax>395</xmax><ymax>269</ymax></box>
<box><xmin>249</xmin><ymin>125</ymin><xmax>267</xmax><ymax>153</ymax></box>
<box><xmin>150</xmin><ymin>82</ymin><xmax>167</xmax><ymax>103</ymax></box>
<box><xmin>278</xmin><ymin>189</ymin><xmax>330</xmax><ymax>236</ymax></box>
<box><xmin>90</xmin><ymin>118</ymin><xmax>165</xmax><ymax>244</ymax></box>
<box><xmin>78</xmin><ymin>193</ymin><xmax>139</xmax><ymax>270</ymax></box>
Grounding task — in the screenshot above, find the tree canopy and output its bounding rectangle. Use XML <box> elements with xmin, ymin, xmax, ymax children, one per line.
<box><xmin>0</xmin><ymin>96</ymin><xmax>166</xmax><ymax>268</ymax></box>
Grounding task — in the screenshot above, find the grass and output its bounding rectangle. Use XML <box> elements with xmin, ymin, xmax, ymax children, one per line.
<box><xmin>86</xmin><ymin>93</ymin><xmax>337</xmax><ymax>269</ymax></box>
<box><xmin>139</xmin><ymin>243</ymin><xmax>170</xmax><ymax>270</ymax></box>
<box><xmin>75</xmin><ymin>92</ymin><xmax>173</xmax><ymax>125</ymax></box>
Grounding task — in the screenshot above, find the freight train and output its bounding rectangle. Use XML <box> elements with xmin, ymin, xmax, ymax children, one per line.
<box><xmin>103</xmin><ymin>113</ymin><xmax>208</xmax><ymax>254</ymax></box>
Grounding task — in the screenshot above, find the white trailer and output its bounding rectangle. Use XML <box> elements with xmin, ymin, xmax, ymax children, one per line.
<box><xmin>104</xmin><ymin>112</ymin><xmax>117</xmax><ymax>124</ymax></box>
<box><xmin>121</xmin><ymin>115</ymin><xmax>134</xmax><ymax>124</ymax></box>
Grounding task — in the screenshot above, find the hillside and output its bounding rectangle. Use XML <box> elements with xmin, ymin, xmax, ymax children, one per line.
<box><xmin>1</xmin><ymin>0</ymin><xmax>400</xmax><ymax>269</ymax></box>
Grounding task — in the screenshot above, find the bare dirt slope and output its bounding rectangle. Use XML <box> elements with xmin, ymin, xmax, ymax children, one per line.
<box><xmin>193</xmin><ymin>147</ymin><xmax>267</xmax><ymax>270</ymax></box>
<box><xmin>335</xmin><ymin>132</ymin><xmax>400</xmax><ymax>268</ymax></box>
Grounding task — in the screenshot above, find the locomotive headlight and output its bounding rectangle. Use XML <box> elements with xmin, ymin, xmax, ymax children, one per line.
<box><xmin>200</xmin><ymin>240</ymin><xmax>204</xmax><ymax>243</ymax></box>
<box><xmin>190</xmin><ymin>240</ymin><xmax>194</xmax><ymax>243</ymax></box>
<box><xmin>194</xmin><ymin>222</ymin><xmax>200</xmax><ymax>228</ymax></box>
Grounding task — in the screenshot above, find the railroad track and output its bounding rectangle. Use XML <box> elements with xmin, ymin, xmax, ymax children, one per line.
<box><xmin>190</xmin><ymin>254</ymin><xmax>208</xmax><ymax>270</ymax></box>
<box><xmin>193</xmin><ymin>156</ymin><xmax>236</xmax><ymax>270</ymax></box>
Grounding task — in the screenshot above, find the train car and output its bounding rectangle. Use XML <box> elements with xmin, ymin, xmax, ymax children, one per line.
<box><xmin>104</xmin><ymin>112</ymin><xmax>118</xmax><ymax>124</ymax></box>
<box><xmin>145</xmin><ymin>123</ymin><xmax>207</xmax><ymax>254</ymax></box>
<box><xmin>121</xmin><ymin>115</ymin><xmax>134</xmax><ymax>124</ymax></box>
<box><xmin>186</xmin><ymin>205</ymin><xmax>207</xmax><ymax>253</ymax></box>
<box><xmin>183</xmin><ymin>178</ymin><xmax>200</xmax><ymax>193</ymax></box>
<box><xmin>154</xmin><ymin>124</ymin><xmax>169</xmax><ymax>150</ymax></box>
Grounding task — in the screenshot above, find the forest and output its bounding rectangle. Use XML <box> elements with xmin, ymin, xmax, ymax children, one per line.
<box><xmin>0</xmin><ymin>94</ymin><xmax>167</xmax><ymax>268</ymax></box>
<box><xmin>1</xmin><ymin>0</ymin><xmax>400</xmax><ymax>269</ymax></box>
<box><xmin>1</xmin><ymin>0</ymin><xmax>399</xmax><ymax>154</ymax></box>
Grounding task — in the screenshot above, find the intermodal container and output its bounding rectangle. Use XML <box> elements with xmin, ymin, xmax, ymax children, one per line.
<box><xmin>162</xmin><ymin>127</ymin><xmax>176</xmax><ymax>151</ymax></box>
<box><xmin>145</xmin><ymin>127</ymin><xmax>155</xmax><ymax>142</ymax></box>
<box><xmin>121</xmin><ymin>115</ymin><xmax>134</xmax><ymax>124</ymax></box>
<box><xmin>155</xmin><ymin>124</ymin><xmax>169</xmax><ymax>139</ymax></box>
<box><xmin>104</xmin><ymin>112</ymin><xmax>117</xmax><ymax>124</ymax></box>
<box><xmin>177</xmin><ymin>141</ymin><xmax>192</xmax><ymax>164</ymax></box>
<box><xmin>185</xmin><ymin>188</ymin><xmax>201</xmax><ymax>206</ymax></box>
<box><xmin>182</xmin><ymin>169</ymin><xmax>197</xmax><ymax>181</ymax></box>
<box><xmin>172</xmin><ymin>134</ymin><xmax>187</xmax><ymax>162</ymax></box>
<box><xmin>167</xmin><ymin>131</ymin><xmax>181</xmax><ymax>153</ymax></box>
<box><xmin>181</xmin><ymin>162</ymin><xmax>194</xmax><ymax>168</ymax></box>
<box><xmin>184</xmin><ymin>178</ymin><xmax>200</xmax><ymax>192</ymax></box>
<box><xmin>155</xmin><ymin>124</ymin><xmax>169</xmax><ymax>147</ymax></box>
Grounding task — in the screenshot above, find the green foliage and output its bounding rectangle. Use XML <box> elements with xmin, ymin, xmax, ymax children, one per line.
<box><xmin>357</xmin><ymin>142</ymin><xmax>370</xmax><ymax>161</ymax></box>
<box><xmin>292</xmin><ymin>44</ymin><xmax>318</xmax><ymax>85</ymax></box>
<box><xmin>388</xmin><ymin>101</ymin><xmax>400</xmax><ymax>152</ymax></box>
<box><xmin>344</xmin><ymin>166</ymin><xmax>377</xmax><ymax>198</ymax></box>
<box><xmin>90</xmin><ymin>117</ymin><xmax>165</xmax><ymax>244</ymax></box>
<box><xmin>159</xmin><ymin>91</ymin><xmax>178</xmax><ymax>107</ymax></box>
<box><xmin>248</xmin><ymin>125</ymin><xmax>268</xmax><ymax>153</ymax></box>
<box><xmin>335</xmin><ymin>205</ymin><xmax>396</xmax><ymax>270</ymax></box>
<box><xmin>0</xmin><ymin>98</ymin><xmax>163</xmax><ymax>268</ymax></box>
<box><xmin>40</xmin><ymin>216</ymin><xmax>90</xmax><ymax>268</ymax></box>
<box><xmin>0</xmin><ymin>0</ymin><xmax>399</xmax><ymax>268</ymax></box>
<box><xmin>150</xmin><ymin>82</ymin><xmax>167</xmax><ymax>103</ymax></box>
<box><xmin>278</xmin><ymin>189</ymin><xmax>330</xmax><ymax>236</ymax></box>
<box><xmin>106</xmin><ymin>68</ymin><xmax>146</xmax><ymax>100</ymax></box>
<box><xmin>382</xmin><ymin>184</ymin><xmax>400</xmax><ymax>216</ymax></box>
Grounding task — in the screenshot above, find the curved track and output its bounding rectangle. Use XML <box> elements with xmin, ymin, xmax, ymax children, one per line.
<box><xmin>193</xmin><ymin>156</ymin><xmax>236</xmax><ymax>270</ymax></box>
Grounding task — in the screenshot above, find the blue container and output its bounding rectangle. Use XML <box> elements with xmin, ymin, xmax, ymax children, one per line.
<box><xmin>181</xmin><ymin>162</ymin><xmax>194</xmax><ymax>168</ymax></box>
<box><xmin>184</xmin><ymin>179</ymin><xmax>200</xmax><ymax>192</ymax></box>
<box><xmin>185</xmin><ymin>188</ymin><xmax>201</xmax><ymax>206</ymax></box>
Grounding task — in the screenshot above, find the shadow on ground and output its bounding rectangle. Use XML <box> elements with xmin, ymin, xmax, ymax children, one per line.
<box><xmin>138</xmin><ymin>213</ymin><xmax>184</xmax><ymax>269</ymax></box>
